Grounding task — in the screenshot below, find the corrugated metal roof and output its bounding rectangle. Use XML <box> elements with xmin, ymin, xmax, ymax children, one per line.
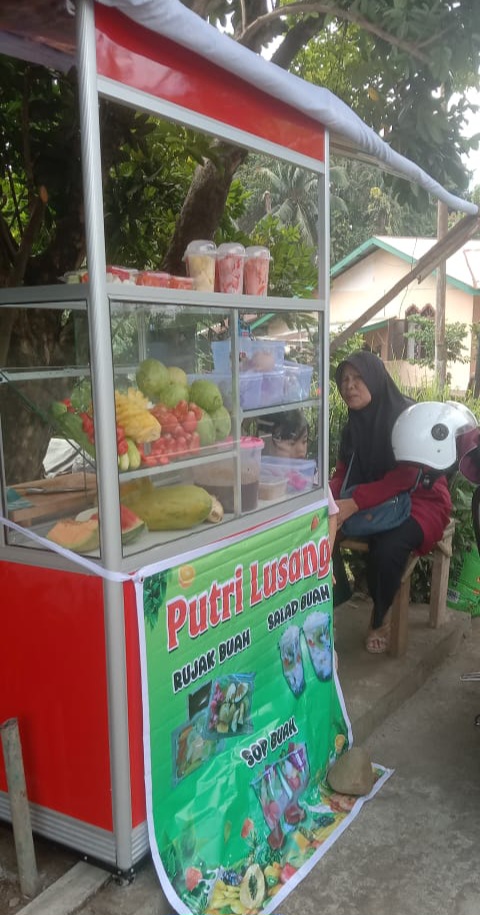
<box><xmin>333</xmin><ymin>236</ymin><xmax>480</xmax><ymax>294</ymax></box>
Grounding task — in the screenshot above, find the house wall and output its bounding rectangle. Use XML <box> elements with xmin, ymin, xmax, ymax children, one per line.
<box><xmin>330</xmin><ymin>248</ymin><xmax>476</xmax><ymax>391</ymax></box>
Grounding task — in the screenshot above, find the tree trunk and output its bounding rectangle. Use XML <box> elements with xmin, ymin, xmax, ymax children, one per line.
<box><xmin>163</xmin><ymin>143</ymin><xmax>249</xmax><ymax>274</ymax></box>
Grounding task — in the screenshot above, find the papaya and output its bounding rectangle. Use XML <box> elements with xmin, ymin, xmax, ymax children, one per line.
<box><xmin>120</xmin><ymin>477</ymin><xmax>153</xmax><ymax>501</ymax></box>
<box><xmin>239</xmin><ymin>864</ymin><xmax>265</xmax><ymax>909</ymax></box>
<box><xmin>121</xmin><ymin>483</ymin><xmax>212</xmax><ymax>530</ymax></box>
<box><xmin>46</xmin><ymin>518</ymin><xmax>99</xmax><ymax>553</ymax></box>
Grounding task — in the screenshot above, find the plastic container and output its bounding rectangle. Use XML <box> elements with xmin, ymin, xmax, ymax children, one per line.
<box><xmin>169</xmin><ymin>275</ymin><xmax>195</xmax><ymax>290</ymax></box>
<box><xmin>62</xmin><ymin>270</ymin><xmax>88</xmax><ymax>284</ymax></box>
<box><xmin>283</xmin><ymin>362</ymin><xmax>314</xmax><ymax>401</ymax></box>
<box><xmin>188</xmin><ymin>368</ymin><xmax>284</xmax><ymax>410</ymax></box>
<box><xmin>260</xmin><ymin>456</ymin><xmax>316</xmax><ymax>493</ymax></box>
<box><xmin>247</xmin><ymin>339</ymin><xmax>284</xmax><ymax>371</ymax></box>
<box><xmin>258</xmin><ymin>467</ymin><xmax>288</xmax><ymax>501</ymax></box>
<box><xmin>239</xmin><ymin>372</ymin><xmax>264</xmax><ymax>410</ymax></box>
<box><xmin>211</xmin><ymin>341</ymin><xmax>232</xmax><ymax>373</ymax></box>
<box><xmin>193</xmin><ymin>436</ymin><xmax>264</xmax><ymax>512</ymax></box>
<box><xmin>183</xmin><ymin>240</ymin><xmax>216</xmax><ymax>291</ymax></box>
<box><xmin>212</xmin><ymin>338</ymin><xmax>253</xmax><ymax>372</ymax></box>
<box><xmin>243</xmin><ymin>246</ymin><xmax>271</xmax><ymax>296</ymax></box>
<box><xmin>106</xmin><ymin>265</ymin><xmax>138</xmax><ymax>283</ymax></box>
<box><xmin>261</xmin><ymin>369</ymin><xmax>285</xmax><ymax>407</ymax></box>
<box><xmin>136</xmin><ymin>271</ymin><xmax>170</xmax><ymax>287</ymax></box>
<box><xmin>215</xmin><ymin>243</ymin><xmax>246</xmax><ymax>294</ymax></box>
<box><xmin>64</xmin><ymin>266</ymin><xmax>138</xmax><ymax>284</ymax></box>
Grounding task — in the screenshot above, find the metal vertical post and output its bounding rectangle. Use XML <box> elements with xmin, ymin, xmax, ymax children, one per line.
<box><xmin>318</xmin><ymin>132</ymin><xmax>330</xmax><ymax>490</ymax></box>
<box><xmin>75</xmin><ymin>0</ymin><xmax>133</xmax><ymax>872</ymax></box>
<box><xmin>435</xmin><ymin>199</ymin><xmax>448</xmax><ymax>392</ymax></box>
<box><xmin>0</xmin><ymin>718</ymin><xmax>39</xmax><ymax>898</ymax></box>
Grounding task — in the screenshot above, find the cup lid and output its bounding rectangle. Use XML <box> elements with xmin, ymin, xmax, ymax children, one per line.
<box><xmin>222</xmin><ymin>436</ymin><xmax>265</xmax><ymax>450</ymax></box>
<box><xmin>183</xmin><ymin>240</ymin><xmax>217</xmax><ymax>260</ymax></box>
<box><xmin>240</xmin><ymin>436</ymin><xmax>265</xmax><ymax>450</ymax></box>
<box><xmin>216</xmin><ymin>242</ymin><xmax>246</xmax><ymax>257</ymax></box>
<box><xmin>245</xmin><ymin>246</ymin><xmax>271</xmax><ymax>259</ymax></box>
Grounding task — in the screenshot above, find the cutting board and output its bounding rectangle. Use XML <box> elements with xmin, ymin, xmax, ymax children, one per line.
<box><xmin>10</xmin><ymin>473</ymin><xmax>98</xmax><ymax>526</ymax></box>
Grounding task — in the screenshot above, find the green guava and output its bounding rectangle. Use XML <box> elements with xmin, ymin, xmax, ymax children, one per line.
<box><xmin>136</xmin><ymin>358</ymin><xmax>169</xmax><ymax>401</ymax></box>
<box><xmin>159</xmin><ymin>383</ymin><xmax>190</xmax><ymax>408</ymax></box>
<box><xmin>196</xmin><ymin>412</ymin><xmax>216</xmax><ymax>447</ymax></box>
<box><xmin>210</xmin><ymin>405</ymin><xmax>231</xmax><ymax>441</ymax></box>
<box><xmin>167</xmin><ymin>365</ymin><xmax>188</xmax><ymax>387</ymax></box>
<box><xmin>189</xmin><ymin>379</ymin><xmax>223</xmax><ymax>414</ymax></box>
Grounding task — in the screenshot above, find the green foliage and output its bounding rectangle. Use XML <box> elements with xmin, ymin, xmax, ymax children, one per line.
<box><xmin>329</xmin><ymin>159</ymin><xmax>437</xmax><ymax>265</ymax></box>
<box><xmin>403</xmin><ymin>315</ymin><xmax>470</xmax><ymax>369</ymax></box>
<box><xmin>247</xmin><ymin>216</ymin><xmax>318</xmax><ymax>298</ymax></box>
<box><xmin>290</xmin><ymin>7</ymin><xmax>480</xmax><ymax>197</ymax></box>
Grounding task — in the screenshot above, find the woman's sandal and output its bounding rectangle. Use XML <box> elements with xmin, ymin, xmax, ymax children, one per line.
<box><xmin>365</xmin><ymin>621</ymin><xmax>391</xmax><ymax>654</ymax></box>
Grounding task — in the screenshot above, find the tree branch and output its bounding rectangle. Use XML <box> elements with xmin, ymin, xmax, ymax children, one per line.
<box><xmin>271</xmin><ymin>13</ymin><xmax>327</xmax><ymax>69</ymax></box>
<box><xmin>239</xmin><ymin>2</ymin><xmax>431</xmax><ymax>63</ymax></box>
<box><xmin>8</xmin><ymin>191</ymin><xmax>46</xmax><ymax>288</ymax></box>
<box><xmin>21</xmin><ymin>71</ymin><xmax>35</xmax><ymax>204</ymax></box>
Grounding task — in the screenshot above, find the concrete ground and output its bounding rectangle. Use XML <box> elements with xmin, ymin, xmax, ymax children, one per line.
<box><xmin>1</xmin><ymin>597</ymin><xmax>479</xmax><ymax>915</ymax></box>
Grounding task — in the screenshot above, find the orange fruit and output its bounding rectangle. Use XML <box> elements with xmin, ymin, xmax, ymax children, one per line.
<box><xmin>178</xmin><ymin>564</ymin><xmax>196</xmax><ymax>588</ymax></box>
<box><xmin>334</xmin><ymin>734</ymin><xmax>346</xmax><ymax>754</ymax></box>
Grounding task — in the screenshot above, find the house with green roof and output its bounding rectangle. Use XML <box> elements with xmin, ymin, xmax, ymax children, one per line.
<box><xmin>330</xmin><ymin>236</ymin><xmax>480</xmax><ymax>392</ymax></box>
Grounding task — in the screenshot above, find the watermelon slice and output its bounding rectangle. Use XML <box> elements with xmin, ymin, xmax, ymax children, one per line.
<box><xmin>120</xmin><ymin>504</ymin><xmax>146</xmax><ymax>544</ymax></box>
<box><xmin>47</xmin><ymin>518</ymin><xmax>100</xmax><ymax>553</ymax></box>
<box><xmin>89</xmin><ymin>504</ymin><xmax>145</xmax><ymax>545</ymax></box>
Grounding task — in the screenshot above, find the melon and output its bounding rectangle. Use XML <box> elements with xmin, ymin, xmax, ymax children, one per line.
<box><xmin>47</xmin><ymin>518</ymin><xmax>100</xmax><ymax>553</ymax></box>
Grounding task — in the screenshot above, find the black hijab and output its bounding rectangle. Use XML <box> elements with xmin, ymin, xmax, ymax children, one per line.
<box><xmin>335</xmin><ymin>351</ymin><xmax>413</xmax><ymax>485</ymax></box>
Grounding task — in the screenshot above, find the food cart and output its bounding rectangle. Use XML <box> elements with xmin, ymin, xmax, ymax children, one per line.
<box><xmin>0</xmin><ymin>0</ymin><xmax>476</xmax><ymax>909</ymax></box>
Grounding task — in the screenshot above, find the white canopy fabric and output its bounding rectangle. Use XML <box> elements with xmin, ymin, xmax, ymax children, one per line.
<box><xmin>97</xmin><ymin>0</ymin><xmax>477</xmax><ymax>216</ymax></box>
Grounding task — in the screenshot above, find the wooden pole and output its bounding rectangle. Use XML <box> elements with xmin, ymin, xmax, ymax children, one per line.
<box><xmin>435</xmin><ymin>200</ymin><xmax>448</xmax><ymax>392</ymax></box>
<box><xmin>0</xmin><ymin>718</ymin><xmax>40</xmax><ymax>898</ymax></box>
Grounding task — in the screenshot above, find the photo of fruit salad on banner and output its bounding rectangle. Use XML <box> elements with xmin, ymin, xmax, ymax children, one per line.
<box><xmin>207</xmin><ymin>674</ymin><xmax>255</xmax><ymax>737</ymax></box>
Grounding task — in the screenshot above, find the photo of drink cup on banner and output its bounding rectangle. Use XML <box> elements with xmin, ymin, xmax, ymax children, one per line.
<box><xmin>251</xmin><ymin>743</ymin><xmax>310</xmax><ymax>850</ymax></box>
<box><xmin>278</xmin><ymin>611</ymin><xmax>332</xmax><ymax>696</ymax></box>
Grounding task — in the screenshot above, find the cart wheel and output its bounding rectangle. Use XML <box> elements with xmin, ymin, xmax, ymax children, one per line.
<box><xmin>475</xmin><ymin>714</ymin><xmax>480</xmax><ymax>727</ymax></box>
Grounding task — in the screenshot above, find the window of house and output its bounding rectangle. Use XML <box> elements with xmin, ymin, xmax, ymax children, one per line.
<box><xmin>405</xmin><ymin>305</ymin><xmax>419</xmax><ymax>360</ymax></box>
<box><xmin>404</xmin><ymin>304</ymin><xmax>435</xmax><ymax>360</ymax></box>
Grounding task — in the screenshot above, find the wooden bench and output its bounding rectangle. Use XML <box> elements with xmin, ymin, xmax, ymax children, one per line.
<box><xmin>339</xmin><ymin>518</ymin><xmax>455</xmax><ymax>657</ymax></box>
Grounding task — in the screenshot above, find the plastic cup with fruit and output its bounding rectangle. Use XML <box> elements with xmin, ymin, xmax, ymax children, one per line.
<box><xmin>215</xmin><ymin>242</ymin><xmax>246</xmax><ymax>294</ymax></box>
<box><xmin>183</xmin><ymin>240</ymin><xmax>216</xmax><ymax>291</ymax></box>
<box><xmin>243</xmin><ymin>246</ymin><xmax>271</xmax><ymax>296</ymax></box>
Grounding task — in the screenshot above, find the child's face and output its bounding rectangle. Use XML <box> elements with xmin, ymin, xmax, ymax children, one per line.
<box><xmin>272</xmin><ymin>432</ymin><xmax>308</xmax><ymax>459</ymax></box>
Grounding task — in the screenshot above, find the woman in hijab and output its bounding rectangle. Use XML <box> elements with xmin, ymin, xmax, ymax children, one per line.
<box><xmin>330</xmin><ymin>351</ymin><xmax>451</xmax><ymax>654</ymax></box>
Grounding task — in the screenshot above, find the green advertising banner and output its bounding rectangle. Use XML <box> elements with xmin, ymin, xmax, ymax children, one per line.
<box><xmin>135</xmin><ymin>503</ymin><xmax>390</xmax><ymax>915</ymax></box>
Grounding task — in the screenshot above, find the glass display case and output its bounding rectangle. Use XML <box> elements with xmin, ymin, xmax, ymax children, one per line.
<box><xmin>1</xmin><ymin>285</ymin><xmax>326</xmax><ymax>565</ymax></box>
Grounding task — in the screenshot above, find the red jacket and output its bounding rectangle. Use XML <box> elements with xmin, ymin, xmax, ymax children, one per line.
<box><xmin>330</xmin><ymin>461</ymin><xmax>452</xmax><ymax>555</ymax></box>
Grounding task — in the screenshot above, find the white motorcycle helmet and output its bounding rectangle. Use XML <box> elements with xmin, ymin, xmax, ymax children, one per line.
<box><xmin>391</xmin><ymin>401</ymin><xmax>478</xmax><ymax>473</ymax></box>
